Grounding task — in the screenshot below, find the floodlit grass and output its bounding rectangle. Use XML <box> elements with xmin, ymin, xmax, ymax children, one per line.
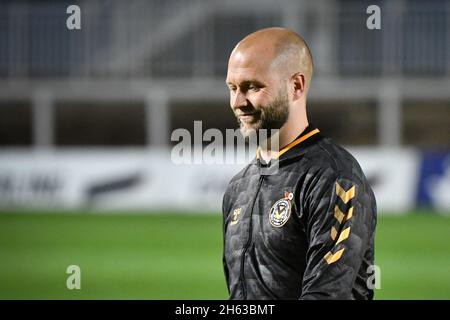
<box><xmin>0</xmin><ymin>211</ymin><xmax>449</xmax><ymax>299</ymax></box>
<box><xmin>373</xmin><ymin>212</ymin><xmax>450</xmax><ymax>299</ymax></box>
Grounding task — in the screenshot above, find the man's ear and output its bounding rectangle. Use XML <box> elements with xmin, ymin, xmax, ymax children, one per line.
<box><xmin>292</xmin><ymin>72</ymin><xmax>306</xmax><ymax>101</ymax></box>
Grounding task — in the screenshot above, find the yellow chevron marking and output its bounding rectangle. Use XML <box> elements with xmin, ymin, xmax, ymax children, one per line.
<box><xmin>346</xmin><ymin>206</ymin><xmax>353</xmax><ymax>221</ymax></box>
<box><xmin>336</xmin><ymin>227</ymin><xmax>351</xmax><ymax>245</ymax></box>
<box><xmin>334</xmin><ymin>205</ymin><xmax>354</xmax><ymax>223</ymax></box>
<box><xmin>331</xmin><ymin>226</ymin><xmax>338</xmax><ymax>241</ymax></box>
<box><xmin>336</xmin><ymin>183</ymin><xmax>355</xmax><ymax>204</ymax></box>
<box><xmin>334</xmin><ymin>205</ymin><xmax>345</xmax><ymax>224</ymax></box>
<box><xmin>324</xmin><ymin>248</ymin><xmax>345</xmax><ymax>264</ymax></box>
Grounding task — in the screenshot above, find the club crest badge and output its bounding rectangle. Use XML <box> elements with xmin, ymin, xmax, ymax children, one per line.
<box><xmin>230</xmin><ymin>208</ymin><xmax>241</xmax><ymax>226</ymax></box>
<box><xmin>269</xmin><ymin>191</ymin><xmax>293</xmax><ymax>227</ymax></box>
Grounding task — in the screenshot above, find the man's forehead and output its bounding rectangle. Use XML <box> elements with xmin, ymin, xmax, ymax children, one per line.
<box><xmin>229</xmin><ymin>47</ymin><xmax>274</xmax><ymax>68</ymax></box>
<box><xmin>226</xmin><ymin>67</ymin><xmax>269</xmax><ymax>85</ymax></box>
<box><xmin>227</xmin><ymin>50</ymin><xmax>273</xmax><ymax>82</ymax></box>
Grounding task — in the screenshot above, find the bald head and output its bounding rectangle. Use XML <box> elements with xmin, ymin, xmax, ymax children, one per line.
<box><xmin>226</xmin><ymin>28</ymin><xmax>313</xmax><ymax>144</ymax></box>
<box><xmin>229</xmin><ymin>27</ymin><xmax>313</xmax><ymax>89</ymax></box>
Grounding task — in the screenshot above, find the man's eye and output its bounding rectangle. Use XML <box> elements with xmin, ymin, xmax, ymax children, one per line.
<box><xmin>249</xmin><ymin>86</ymin><xmax>260</xmax><ymax>92</ymax></box>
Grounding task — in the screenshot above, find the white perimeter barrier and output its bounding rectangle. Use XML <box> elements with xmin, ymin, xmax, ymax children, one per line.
<box><xmin>0</xmin><ymin>148</ymin><xmax>420</xmax><ymax>213</ymax></box>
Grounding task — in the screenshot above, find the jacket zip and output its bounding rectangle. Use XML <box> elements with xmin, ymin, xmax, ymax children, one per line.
<box><xmin>239</xmin><ymin>174</ymin><xmax>265</xmax><ymax>299</ymax></box>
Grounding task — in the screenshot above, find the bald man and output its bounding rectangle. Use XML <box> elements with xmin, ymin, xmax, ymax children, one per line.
<box><xmin>222</xmin><ymin>28</ymin><xmax>377</xmax><ymax>300</ymax></box>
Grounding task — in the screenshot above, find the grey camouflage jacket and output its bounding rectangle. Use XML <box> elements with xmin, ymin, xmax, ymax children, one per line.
<box><xmin>222</xmin><ymin>126</ymin><xmax>377</xmax><ymax>300</ymax></box>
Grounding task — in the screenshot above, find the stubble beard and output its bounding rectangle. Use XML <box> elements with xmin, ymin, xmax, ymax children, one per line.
<box><xmin>238</xmin><ymin>88</ymin><xmax>290</xmax><ymax>142</ymax></box>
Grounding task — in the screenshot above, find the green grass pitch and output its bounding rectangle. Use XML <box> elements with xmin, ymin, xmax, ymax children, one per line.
<box><xmin>0</xmin><ymin>211</ymin><xmax>449</xmax><ymax>299</ymax></box>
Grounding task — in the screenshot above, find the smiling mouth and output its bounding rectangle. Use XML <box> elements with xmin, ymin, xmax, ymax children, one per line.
<box><xmin>239</xmin><ymin>114</ymin><xmax>256</xmax><ymax>123</ymax></box>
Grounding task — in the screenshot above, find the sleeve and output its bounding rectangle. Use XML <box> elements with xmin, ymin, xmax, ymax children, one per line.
<box><xmin>299</xmin><ymin>172</ymin><xmax>374</xmax><ymax>300</ymax></box>
<box><xmin>222</xmin><ymin>189</ymin><xmax>231</xmax><ymax>295</ymax></box>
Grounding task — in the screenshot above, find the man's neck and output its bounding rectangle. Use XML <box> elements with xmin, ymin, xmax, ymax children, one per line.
<box><xmin>259</xmin><ymin>120</ymin><xmax>309</xmax><ymax>162</ymax></box>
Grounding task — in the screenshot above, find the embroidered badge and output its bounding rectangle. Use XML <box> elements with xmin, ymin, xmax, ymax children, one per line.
<box><xmin>268</xmin><ymin>192</ymin><xmax>293</xmax><ymax>227</ymax></box>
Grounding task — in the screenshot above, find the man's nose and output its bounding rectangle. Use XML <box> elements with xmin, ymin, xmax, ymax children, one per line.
<box><xmin>230</xmin><ymin>90</ymin><xmax>247</xmax><ymax>110</ymax></box>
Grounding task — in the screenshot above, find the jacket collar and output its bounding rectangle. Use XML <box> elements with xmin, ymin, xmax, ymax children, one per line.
<box><xmin>255</xmin><ymin>125</ymin><xmax>322</xmax><ymax>167</ymax></box>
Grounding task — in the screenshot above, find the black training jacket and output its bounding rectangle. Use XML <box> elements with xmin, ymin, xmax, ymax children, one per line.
<box><xmin>222</xmin><ymin>126</ymin><xmax>377</xmax><ymax>300</ymax></box>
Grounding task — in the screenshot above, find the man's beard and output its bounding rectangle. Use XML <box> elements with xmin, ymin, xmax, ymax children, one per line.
<box><xmin>237</xmin><ymin>88</ymin><xmax>289</xmax><ymax>139</ymax></box>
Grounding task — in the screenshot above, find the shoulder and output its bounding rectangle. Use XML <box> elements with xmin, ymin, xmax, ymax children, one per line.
<box><xmin>303</xmin><ymin>137</ymin><xmax>367</xmax><ymax>184</ymax></box>
<box><xmin>292</xmin><ymin>136</ymin><xmax>374</xmax><ymax>207</ymax></box>
<box><xmin>297</xmin><ymin>138</ymin><xmax>376</xmax><ymax>220</ymax></box>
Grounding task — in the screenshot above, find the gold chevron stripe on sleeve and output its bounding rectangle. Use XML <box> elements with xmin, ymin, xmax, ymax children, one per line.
<box><xmin>336</xmin><ymin>227</ymin><xmax>351</xmax><ymax>245</ymax></box>
<box><xmin>324</xmin><ymin>248</ymin><xmax>345</xmax><ymax>265</ymax></box>
<box><xmin>331</xmin><ymin>226</ymin><xmax>338</xmax><ymax>240</ymax></box>
<box><xmin>334</xmin><ymin>205</ymin><xmax>353</xmax><ymax>223</ymax></box>
<box><xmin>346</xmin><ymin>206</ymin><xmax>353</xmax><ymax>220</ymax></box>
<box><xmin>336</xmin><ymin>183</ymin><xmax>355</xmax><ymax>204</ymax></box>
<box><xmin>334</xmin><ymin>205</ymin><xmax>345</xmax><ymax>224</ymax></box>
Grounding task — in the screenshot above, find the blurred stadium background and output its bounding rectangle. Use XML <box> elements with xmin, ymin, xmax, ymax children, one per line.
<box><xmin>0</xmin><ymin>0</ymin><xmax>450</xmax><ymax>299</ymax></box>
